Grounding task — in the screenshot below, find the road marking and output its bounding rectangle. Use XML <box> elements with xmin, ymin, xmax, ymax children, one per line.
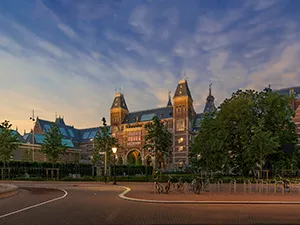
<box><xmin>118</xmin><ymin>186</ymin><xmax>300</xmax><ymax>205</ymax></box>
<box><xmin>0</xmin><ymin>188</ymin><xmax>68</xmax><ymax>219</ymax></box>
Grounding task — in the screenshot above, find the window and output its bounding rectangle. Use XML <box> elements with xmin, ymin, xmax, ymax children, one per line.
<box><xmin>178</xmin><ymin>161</ymin><xmax>183</xmax><ymax>169</ymax></box>
<box><xmin>68</xmin><ymin>129</ymin><xmax>75</xmax><ymax>137</ymax></box>
<box><xmin>141</xmin><ymin>113</ymin><xmax>154</xmax><ymax>121</ymax></box>
<box><xmin>82</xmin><ymin>131</ymin><xmax>90</xmax><ymax>139</ymax></box>
<box><xmin>44</xmin><ymin>124</ymin><xmax>51</xmax><ymax>132</ymax></box>
<box><xmin>176</xmin><ymin>119</ymin><xmax>185</xmax><ymax>131</ymax></box>
<box><xmin>178</xmin><ymin>137</ymin><xmax>183</xmax><ymax>144</ymax></box>
<box><xmin>127</xmin><ymin>130</ymin><xmax>141</xmax><ymax>142</ymax></box>
<box><xmin>59</xmin><ymin>128</ymin><xmax>67</xmax><ymax>136</ymax></box>
<box><xmin>89</xmin><ymin>131</ymin><xmax>97</xmax><ymax>139</ymax></box>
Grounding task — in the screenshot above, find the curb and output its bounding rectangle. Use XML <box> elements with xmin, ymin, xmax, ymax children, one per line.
<box><xmin>0</xmin><ymin>184</ymin><xmax>19</xmax><ymax>199</ymax></box>
<box><xmin>118</xmin><ymin>186</ymin><xmax>300</xmax><ymax>205</ymax></box>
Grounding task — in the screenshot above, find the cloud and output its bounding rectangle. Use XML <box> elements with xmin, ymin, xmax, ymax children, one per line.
<box><xmin>1</xmin><ymin>0</ymin><xmax>300</xmax><ymax>133</ymax></box>
<box><xmin>58</xmin><ymin>24</ymin><xmax>76</xmax><ymax>39</ymax></box>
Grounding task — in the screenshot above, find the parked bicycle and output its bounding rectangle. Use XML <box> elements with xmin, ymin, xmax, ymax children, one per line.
<box><xmin>190</xmin><ymin>177</ymin><xmax>210</xmax><ymax>194</ymax></box>
<box><xmin>165</xmin><ymin>175</ymin><xmax>185</xmax><ymax>193</ymax></box>
<box><xmin>154</xmin><ymin>180</ymin><xmax>164</xmax><ymax>194</ymax></box>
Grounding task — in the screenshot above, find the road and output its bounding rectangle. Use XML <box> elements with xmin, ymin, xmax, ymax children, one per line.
<box><xmin>0</xmin><ymin>181</ymin><xmax>300</xmax><ymax>225</ymax></box>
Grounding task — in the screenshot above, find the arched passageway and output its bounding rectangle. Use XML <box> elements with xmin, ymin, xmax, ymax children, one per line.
<box><xmin>127</xmin><ymin>150</ymin><xmax>142</xmax><ymax>165</ymax></box>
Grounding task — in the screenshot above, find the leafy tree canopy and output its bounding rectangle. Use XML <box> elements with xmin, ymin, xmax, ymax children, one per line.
<box><xmin>41</xmin><ymin>123</ymin><xmax>67</xmax><ymax>164</ymax></box>
<box><xmin>143</xmin><ymin>115</ymin><xmax>173</xmax><ymax>170</ymax></box>
<box><xmin>190</xmin><ymin>88</ymin><xmax>298</xmax><ymax>175</ymax></box>
<box><xmin>0</xmin><ymin>120</ymin><xmax>20</xmax><ymax>163</ymax></box>
<box><xmin>93</xmin><ymin>117</ymin><xmax>119</xmax><ymax>165</ymax></box>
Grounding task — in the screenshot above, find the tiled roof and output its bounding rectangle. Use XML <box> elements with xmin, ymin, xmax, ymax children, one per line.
<box><xmin>123</xmin><ymin>107</ymin><xmax>173</xmax><ymax>124</ymax></box>
<box><xmin>111</xmin><ymin>93</ymin><xmax>128</xmax><ymax>111</ymax></box>
<box><xmin>0</xmin><ymin>128</ymin><xmax>25</xmax><ymax>143</ymax></box>
<box><xmin>34</xmin><ymin>118</ymin><xmax>106</xmax><ymax>144</ymax></box>
<box><xmin>24</xmin><ymin>133</ymin><xmax>75</xmax><ymax>148</ymax></box>
<box><xmin>37</xmin><ymin>118</ymin><xmax>103</xmax><ymax>142</ymax></box>
<box><xmin>274</xmin><ymin>86</ymin><xmax>300</xmax><ymax>96</ymax></box>
<box><xmin>192</xmin><ymin>113</ymin><xmax>204</xmax><ymax>132</ymax></box>
<box><xmin>173</xmin><ymin>79</ymin><xmax>193</xmax><ymax>100</ymax></box>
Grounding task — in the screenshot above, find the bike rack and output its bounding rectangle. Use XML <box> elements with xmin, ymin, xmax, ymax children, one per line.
<box><xmin>217</xmin><ymin>179</ymin><xmax>223</xmax><ymax>192</ymax></box>
<box><xmin>276</xmin><ymin>180</ymin><xmax>285</xmax><ymax>195</ymax></box>
<box><xmin>244</xmin><ymin>179</ymin><xmax>251</xmax><ymax>193</ymax></box>
<box><xmin>228</xmin><ymin>180</ymin><xmax>236</xmax><ymax>193</ymax></box>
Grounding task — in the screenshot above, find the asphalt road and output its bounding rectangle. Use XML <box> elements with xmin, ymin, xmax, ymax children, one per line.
<box><xmin>0</xmin><ymin>182</ymin><xmax>300</xmax><ymax>225</ymax></box>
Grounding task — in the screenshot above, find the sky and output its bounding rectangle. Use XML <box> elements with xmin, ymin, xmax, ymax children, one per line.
<box><xmin>0</xmin><ymin>0</ymin><xmax>300</xmax><ymax>133</ymax></box>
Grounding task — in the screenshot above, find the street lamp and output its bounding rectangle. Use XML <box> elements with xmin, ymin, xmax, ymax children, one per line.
<box><xmin>112</xmin><ymin>147</ymin><xmax>117</xmax><ymax>185</ymax></box>
<box><xmin>29</xmin><ymin>110</ymin><xmax>35</xmax><ymax>162</ymax></box>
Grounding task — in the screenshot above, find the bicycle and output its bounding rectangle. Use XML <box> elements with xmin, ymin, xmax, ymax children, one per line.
<box><xmin>154</xmin><ymin>180</ymin><xmax>164</xmax><ymax>194</ymax></box>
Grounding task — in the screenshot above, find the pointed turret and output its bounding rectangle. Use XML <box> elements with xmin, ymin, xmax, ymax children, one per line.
<box><xmin>203</xmin><ymin>83</ymin><xmax>217</xmax><ymax>113</ymax></box>
<box><xmin>173</xmin><ymin>79</ymin><xmax>193</xmax><ymax>101</ymax></box>
<box><xmin>167</xmin><ymin>91</ymin><xmax>172</xmax><ymax>107</ymax></box>
<box><xmin>55</xmin><ymin>115</ymin><xmax>65</xmax><ymax>125</ymax></box>
<box><xmin>111</xmin><ymin>92</ymin><xmax>128</xmax><ymax>111</ymax></box>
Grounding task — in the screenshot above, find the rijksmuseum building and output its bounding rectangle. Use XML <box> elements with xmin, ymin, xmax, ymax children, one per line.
<box><xmin>13</xmin><ymin>80</ymin><xmax>300</xmax><ymax>170</ymax></box>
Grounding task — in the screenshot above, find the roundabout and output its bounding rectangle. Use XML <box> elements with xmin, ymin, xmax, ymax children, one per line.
<box><xmin>0</xmin><ymin>181</ymin><xmax>300</xmax><ymax>225</ymax></box>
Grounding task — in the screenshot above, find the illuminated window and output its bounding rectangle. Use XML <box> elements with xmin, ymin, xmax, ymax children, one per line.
<box><xmin>127</xmin><ymin>130</ymin><xmax>141</xmax><ymax>142</ymax></box>
<box><xmin>179</xmin><ymin>146</ymin><xmax>184</xmax><ymax>151</ymax></box>
<box><xmin>178</xmin><ymin>138</ymin><xmax>183</xmax><ymax>144</ymax></box>
<box><xmin>176</xmin><ymin>119</ymin><xmax>185</xmax><ymax>131</ymax></box>
<box><xmin>178</xmin><ymin>161</ymin><xmax>183</xmax><ymax>168</ymax></box>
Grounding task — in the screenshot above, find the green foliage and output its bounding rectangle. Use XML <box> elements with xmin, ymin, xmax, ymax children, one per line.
<box><xmin>40</xmin><ymin>123</ymin><xmax>67</xmax><ymax>164</ymax></box>
<box><xmin>0</xmin><ymin>120</ymin><xmax>20</xmax><ymax>164</ymax></box>
<box><xmin>191</xmin><ymin>88</ymin><xmax>298</xmax><ymax>176</ymax></box>
<box><xmin>246</xmin><ymin>120</ymin><xmax>280</xmax><ymax>170</ymax></box>
<box><xmin>143</xmin><ymin>115</ymin><xmax>173</xmax><ymax>170</ymax></box>
<box><xmin>189</xmin><ymin>113</ymin><xmax>227</xmax><ymax>173</ymax></box>
<box><xmin>93</xmin><ymin>117</ymin><xmax>119</xmax><ymax>165</ymax></box>
<box><xmin>22</xmin><ymin>149</ymin><xmax>32</xmax><ymax>162</ymax></box>
<box><xmin>111</xmin><ymin>165</ymin><xmax>153</xmax><ymax>176</ymax></box>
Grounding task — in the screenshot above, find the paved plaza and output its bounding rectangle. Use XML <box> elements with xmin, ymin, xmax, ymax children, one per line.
<box><xmin>123</xmin><ymin>182</ymin><xmax>300</xmax><ymax>202</ymax></box>
<box><xmin>0</xmin><ymin>181</ymin><xmax>300</xmax><ymax>224</ymax></box>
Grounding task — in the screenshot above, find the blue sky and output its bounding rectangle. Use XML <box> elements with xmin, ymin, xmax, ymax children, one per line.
<box><xmin>0</xmin><ymin>0</ymin><xmax>300</xmax><ymax>132</ymax></box>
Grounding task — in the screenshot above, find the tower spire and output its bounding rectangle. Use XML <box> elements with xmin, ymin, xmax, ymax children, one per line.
<box><xmin>167</xmin><ymin>91</ymin><xmax>172</xmax><ymax>107</ymax></box>
<box><xmin>203</xmin><ymin>83</ymin><xmax>216</xmax><ymax>114</ymax></box>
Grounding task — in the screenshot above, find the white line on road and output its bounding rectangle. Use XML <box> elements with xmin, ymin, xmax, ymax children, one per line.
<box><xmin>0</xmin><ymin>188</ymin><xmax>68</xmax><ymax>219</ymax></box>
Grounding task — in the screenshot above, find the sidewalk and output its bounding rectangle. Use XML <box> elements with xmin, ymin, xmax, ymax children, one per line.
<box><xmin>121</xmin><ymin>183</ymin><xmax>300</xmax><ymax>202</ymax></box>
<box><xmin>0</xmin><ymin>184</ymin><xmax>19</xmax><ymax>199</ymax></box>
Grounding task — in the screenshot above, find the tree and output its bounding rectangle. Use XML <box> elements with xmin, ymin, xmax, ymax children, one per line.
<box><xmin>246</xmin><ymin>120</ymin><xmax>280</xmax><ymax>177</ymax></box>
<box><xmin>93</xmin><ymin>117</ymin><xmax>119</xmax><ymax>167</ymax></box>
<box><xmin>143</xmin><ymin>115</ymin><xmax>172</xmax><ymax>174</ymax></box>
<box><xmin>189</xmin><ymin>113</ymin><xmax>227</xmax><ymax>174</ymax></box>
<box><xmin>215</xmin><ymin>88</ymin><xmax>297</xmax><ymax>176</ymax></box>
<box><xmin>0</xmin><ymin>120</ymin><xmax>20</xmax><ymax>177</ymax></box>
<box><xmin>40</xmin><ymin>123</ymin><xmax>67</xmax><ymax>165</ymax></box>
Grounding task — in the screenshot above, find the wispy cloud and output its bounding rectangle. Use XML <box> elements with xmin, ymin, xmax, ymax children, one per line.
<box><xmin>0</xmin><ymin>0</ymin><xmax>299</xmax><ymax>132</ymax></box>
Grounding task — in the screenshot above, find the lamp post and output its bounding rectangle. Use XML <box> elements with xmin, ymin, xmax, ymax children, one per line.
<box><xmin>29</xmin><ymin>110</ymin><xmax>35</xmax><ymax>162</ymax></box>
<box><xmin>112</xmin><ymin>147</ymin><xmax>117</xmax><ymax>185</ymax></box>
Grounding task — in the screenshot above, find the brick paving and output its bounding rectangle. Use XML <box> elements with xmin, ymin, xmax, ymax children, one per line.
<box><xmin>123</xmin><ymin>182</ymin><xmax>300</xmax><ymax>202</ymax></box>
<box><xmin>1</xmin><ymin>181</ymin><xmax>300</xmax><ymax>224</ymax></box>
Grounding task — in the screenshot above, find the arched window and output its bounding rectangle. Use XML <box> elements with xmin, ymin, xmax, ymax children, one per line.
<box><xmin>176</xmin><ymin>119</ymin><xmax>185</xmax><ymax>131</ymax></box>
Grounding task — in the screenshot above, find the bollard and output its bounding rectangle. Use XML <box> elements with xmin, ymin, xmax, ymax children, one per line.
<box><xmin>244</xmin><ymin>181</ymin><xmax>246</xmax><ymax>193</ymax></box>
<box><xmin>247</xmin><ymin>180</ymin><xmax>252</xmax><ymax>193</ymax></box>
<box><xmin>229</xmin><ymin>180</ymin><xmax>236</xmax><ymax>193</ymax></box>
<box><xmin>217</xmin><ymin>179</ymin><xmax>223</xmax><ymax>192</ymax></box>
<box><xmin>274</xmin><ymin>181</ymin><xmax>276</xmax><ymax>194</ymax></box>
<box><xmin>265</xmin><ymin>181</ymin><xmax>268</xmax><ymax>194</ymax></box>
